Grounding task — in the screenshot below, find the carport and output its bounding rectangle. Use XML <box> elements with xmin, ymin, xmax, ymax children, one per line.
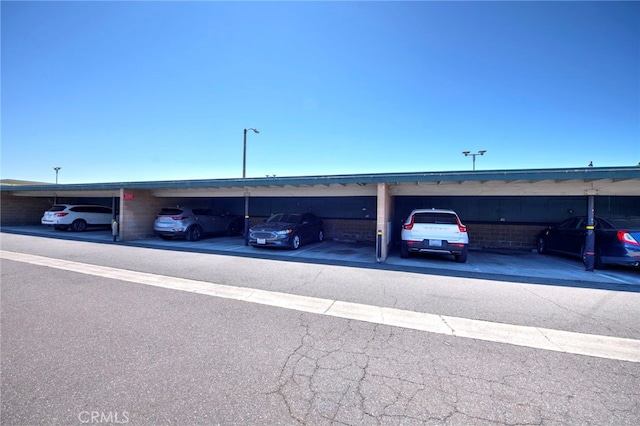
<box><xmin>2</xmin><ymin>166</ymin><xmax>639</xmax><ymax>264</ymax></box>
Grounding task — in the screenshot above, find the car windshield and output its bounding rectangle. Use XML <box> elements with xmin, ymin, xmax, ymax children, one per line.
<box><xmin>266</xmin><ymin>214</ymin><xmax>301</xmax><ymax>224</ymax></box>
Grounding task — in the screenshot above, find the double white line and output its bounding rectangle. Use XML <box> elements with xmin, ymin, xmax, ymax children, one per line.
<box><xmin>3</xmin><ymin>250</ymin><xmax>638</xmax><ymax>363</ymax></box>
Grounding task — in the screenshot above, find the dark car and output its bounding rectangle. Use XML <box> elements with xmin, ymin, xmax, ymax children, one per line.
<box><xmin>537</xmin><ymin>216</ymin><xmax>640</xmax><ymax>268</ymax></box>
<box><xmin>249</xmin><ymin>212</ymin><xmax>324</xmax><ymax>249</ymax></box>
<box><xmin>154</xmin><ymin>207</ymin><xmax>242</xmax><ymax>241</ymax></box>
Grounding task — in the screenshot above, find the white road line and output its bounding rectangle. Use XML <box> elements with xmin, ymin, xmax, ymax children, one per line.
<box><xmin>3</xmin><ymin>250</ymin><xmax>639</xmax><ymax>363</ymax></box>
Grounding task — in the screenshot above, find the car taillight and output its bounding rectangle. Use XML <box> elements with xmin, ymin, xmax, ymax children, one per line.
<box><xmin>403</xmin><ymin>216</ymin><xmax>414</xmax><ymax>230</ymax></box>
<box><xmin>54</xmin><ymin>212</ymin><xmax>68</xmax><ymax>217</ymax></box>
<box><xmin>617</xmin><ymin>231</ymin><xmax>640</xmax><ymax>246</ymax></box>
<box><xmin>457</xmin><ymin>221</ymin><xmax>467</xmax><ymax>233</ymax></box>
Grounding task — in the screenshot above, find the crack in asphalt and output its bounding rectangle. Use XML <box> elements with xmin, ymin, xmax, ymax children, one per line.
<box><xmin>268</xmin><ymin>314</ymin><xmax>639</xmax><ymax>425</ymax></box>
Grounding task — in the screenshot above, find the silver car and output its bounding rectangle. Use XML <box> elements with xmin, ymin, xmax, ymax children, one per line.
<box><xmin>154</xmin><ymin>207</ymin><xmax>242</xmax><ymax>241</ymax></box>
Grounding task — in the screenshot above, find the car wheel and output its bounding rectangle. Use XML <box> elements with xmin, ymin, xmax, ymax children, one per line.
<box><xmin>537</xmin><ymin>237</ymin><xmax>547</xmax><ymax>254</ymax></box>
<box><xmin>227</xmin><ymin>222</ymin><xmax>239</xmax><ymax>236</ymax></box>
<box><xmin>455</xmin><ymin>249</ymin><xmax>468</xmax><ymax>263</ymax></box>
<box><xmin>400</xmin><ymin>243</ymin><xmax>409</xmax><ymax>259</ymax></box>
<box><xmin>317</xmin><ymin>229</ymin><xmax>324</xmax><ymax>242</ymax></box>
<box><xmin>187</xmin><ymin>225</ymin><xmax>203</xmax><ymax>241</ymax></box>
<box><xmin>290</xmin><ymin>234</ymin><xmax>301</xmax><ymax>250</ymax></box>
<box><xmin>71</xmin><ymin>219</ymin><xmax>87</xmax><ymax>232</ymax></box>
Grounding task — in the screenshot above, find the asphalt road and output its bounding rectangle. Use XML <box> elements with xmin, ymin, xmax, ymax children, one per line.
<box><xmin>1</xmin><ymin>233</ymin><xmax>639</xmax><ymax>425</ymax></box>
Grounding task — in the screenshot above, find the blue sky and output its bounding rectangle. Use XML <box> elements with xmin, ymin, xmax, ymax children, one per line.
<box><xmin>1</xmin><ymin>1</ymin><xmax>639</xmax><ymax>184</ymax></box>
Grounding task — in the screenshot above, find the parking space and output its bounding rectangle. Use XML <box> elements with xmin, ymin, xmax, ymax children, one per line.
<box><xmin>2</xmin><ymin>226</ymin><xmax>638</xmax><ymax>288</ymax></box>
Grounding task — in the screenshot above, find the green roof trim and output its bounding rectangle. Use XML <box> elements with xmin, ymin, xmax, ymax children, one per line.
<box><xmin>2</xmin><ymin>166</ymin><xmax>639</xmax><ymax>192</ymax></box>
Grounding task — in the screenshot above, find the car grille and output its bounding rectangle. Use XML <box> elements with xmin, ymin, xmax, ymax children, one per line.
<box><xmin>253</xmin><ymin>232</ymin><xmax>276</xmax><ymax>239</ymax></box>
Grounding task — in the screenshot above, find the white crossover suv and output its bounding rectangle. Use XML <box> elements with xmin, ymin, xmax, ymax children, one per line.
<box><xmin>400</xmin><ymin>208</ymin><xmax>469</xmax><ymax>263</ymax></box>
<box><xmin>41</xmin><ymin>204</ymin><xmax>113</xmax><ymax>232</ymax></box>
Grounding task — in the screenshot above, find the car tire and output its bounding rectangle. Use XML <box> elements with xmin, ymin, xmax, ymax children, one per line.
<box><xmin>187</xmin><ymin>225</ymin><xmax>203</xmax><ymax>241</ymax></box>
<box><xmin>317</xmin><ymin>229</ymin><xmax>324</xmax><ymax>242</ymax></box>
<box><xmin>71</xmin><ymin>219</ymin><xmax>87</xmax><ymax>232</ymax></box>
<box><xmin>400</xmin><ymin>243</ymin><xmax>409</xmax><ymax>259</ymax></box>
<box><xmin>455</xmin><ymin>249</ymin><xmax>468</xmax><ymax>263</ymax></box>
<box><xmin>537</xmin><ymin>237</ymin><xmax>547</xmax><ymax>254</ymax></box>
<box><xmin>290</xmin><ymin>234</ymin><xmax>301</xmax><ymax>250</ymax></box>
<box><xmin>227</xmin><ymin>222</ymin><xmax>239</xmax><ymax>236</ymax></box>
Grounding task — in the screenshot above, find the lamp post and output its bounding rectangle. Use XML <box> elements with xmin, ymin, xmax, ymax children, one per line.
<box><xmin>53</xmin><ymin>167</ymin><xmax>61</xmax><ymax>184</ymax></box>
<box><xmin>462</xmin><ymin>150</ymin><xmax>486</xmax><ymax>171</ymax></box>
<box><xmin>243</xmin><ymin>128</ymin><xmax>259</xmax><ymax>245</ymax></box>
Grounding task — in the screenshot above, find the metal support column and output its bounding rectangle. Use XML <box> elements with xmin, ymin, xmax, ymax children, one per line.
<box><xmin>244</xmin><ymin>192</ymin><xmax>250</xmax><ymax>246</ymax></box>
<box><xmin>584</xmin><ymin>195</ymin><xmax>596</xmax><ymax>271</ymax></box>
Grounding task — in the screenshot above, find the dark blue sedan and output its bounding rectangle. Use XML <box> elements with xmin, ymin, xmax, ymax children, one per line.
<box><xmin>537</xmin><ymin>216</ymin><xmax>640</xmax><ymax>268</ymax></box>
<box><xmin>249</xmin><ymin>212</ymin><xmax>324</xmax><ymax>250</ymax></box>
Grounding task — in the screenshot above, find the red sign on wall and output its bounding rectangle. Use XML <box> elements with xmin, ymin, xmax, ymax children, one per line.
<box><xmin>123</xmin><ymin>192</ymin><xmax>135</xmax><ymax>201</ymax></box>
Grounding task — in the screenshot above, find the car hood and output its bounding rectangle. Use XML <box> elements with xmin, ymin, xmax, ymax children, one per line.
<box><xmin>251</xmin><ymin>222</ymin><xmax>294</xmax><ymax>232</ymax></box>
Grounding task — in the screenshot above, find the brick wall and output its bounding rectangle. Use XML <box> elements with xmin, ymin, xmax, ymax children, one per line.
<box><xmin>467</xmin><ymin>223</ymin><xmax>540</xmax><ymax>250</ymax></box>
<box><xmin>120</xmin><ymin>190</ymin><xmax>179</xmax><ymax>241</ymax></box>
<box><xmin>320</xmin><ymin>219</ymin><xmax>377</xmax><ymax>243</ymax></box>
<box><xmin>1</xmin><ymin>193</ymin><xmax>52</xmax><ymax>226</ymax></box>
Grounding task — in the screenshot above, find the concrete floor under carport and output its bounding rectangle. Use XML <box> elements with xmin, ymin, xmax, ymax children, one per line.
<box><xmin>3</xmin><ymin>226</ymin><xmax>638</xmax><ymax>288</ymax></box>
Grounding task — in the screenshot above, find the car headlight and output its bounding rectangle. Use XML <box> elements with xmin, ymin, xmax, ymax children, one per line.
<box><xmin>275</xmin><ymin>229</ymin><xmax>293</xmax><ymax>235</ymax></box>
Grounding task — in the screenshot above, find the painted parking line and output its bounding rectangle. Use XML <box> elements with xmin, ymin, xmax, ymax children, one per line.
<box><xmin>2</xmin><ymin>250</ymin><xmax>639</xmax><ymax>363</ymax></box>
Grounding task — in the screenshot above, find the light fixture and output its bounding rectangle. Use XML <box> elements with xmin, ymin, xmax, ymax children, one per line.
<box><xmin>242</xmin><ymin>128</ymin><xmax>260</xmax><ymax>245</ymax></box>
<box><xmin>462</xmin><ymin>150</ymin><xmax>486</xmax><ymax>171</ymax></box>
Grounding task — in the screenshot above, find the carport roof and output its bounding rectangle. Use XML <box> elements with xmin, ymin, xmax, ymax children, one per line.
<box><xmin>3</xmin><ymin>166</ymin><xmax>640</xmax><ymax>197</ymax></box>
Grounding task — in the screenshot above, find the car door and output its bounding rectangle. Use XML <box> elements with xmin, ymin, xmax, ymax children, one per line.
<box><xmin>564</xmin><ymin>218</ymin><xmax>586</xmax><ymax>255</ymax></box>
<box><xmin>298</xmin><ymin>213</ymin><xmax>313</xmax><ymax>242</ymax></box>
<box><xmin>301</xmin><ymin>213</ymin><xmax>321</xmax><ymax>242</ymax></box>
<box><xmin>210</xmin><ymin>211</ymin><xmax>231</xmax><ymax>233</ymax></box>
<box><xmin>205</xmin><ymin>209</ymin><xmax>226</xmax><ymax>234</ymax></box>
<box><xmin>72</xmin><ymin>206</ymin><xmax>92</xmax><ymax>224</ymax></box>
<box><xmin>547</xmin><ymin>218</ymin><xmax>578</xmax><ymax>253</ymax></box>
<box><xmin>196</xmin><ymin>209</ymin><xmax>217</xmax><ymax>234</ymax></box>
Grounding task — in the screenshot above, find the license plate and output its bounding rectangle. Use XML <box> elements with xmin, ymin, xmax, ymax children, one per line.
<box><xmin>257</xmin><ymin>238</ymin><xmax>266</xmax><ymax>245</ymax></box>
<box><xmin>429</xmin><ymin>240</ymin><xmax>442</xmax><ymax>247</ymax></box>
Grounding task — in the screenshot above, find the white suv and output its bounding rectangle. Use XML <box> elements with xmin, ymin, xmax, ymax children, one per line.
<box><xmin>400</xmin><ymin>208</ymin><xmax>469</xmax><ymax>263</ymax></box>
<box><xmin>41</xmin><ymin>204</ymin><xmax>113</xmax><ymax>232</ymax></box>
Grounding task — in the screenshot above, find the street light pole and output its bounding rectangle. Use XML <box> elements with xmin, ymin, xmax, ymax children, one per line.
<box><xmin>462</xmin><ymin>150</ymin><xmax>486</xmax><ymax>171</ymax></box>
<box><xmin>53</xmin><ymin>167</ymin><xmax>61</xmax><ymax>184</ymax></box>
<box><xmin>243</xmin><ymin>128</ymin><xmax>259</xmax><ymax>245</ymax></box>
